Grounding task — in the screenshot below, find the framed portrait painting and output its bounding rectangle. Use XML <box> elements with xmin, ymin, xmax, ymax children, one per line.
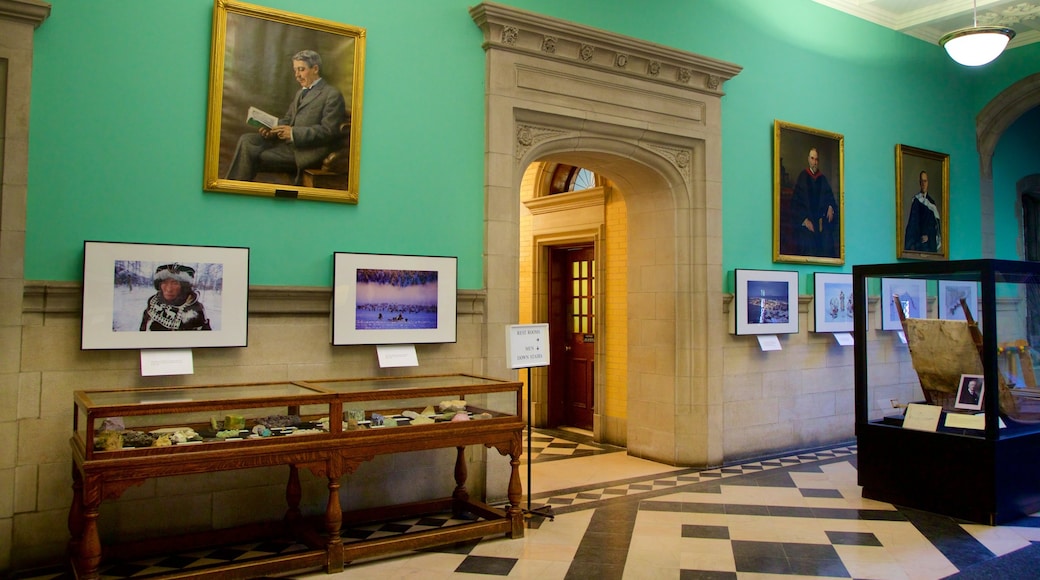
<box><xmin>773</xmin><ymin>120</ymin><xmax>845</xmax><ymax>265</ymax></box>
<box><xmin>880</xmin><ymin>277</ymin><xmax>927</xmax><ymax>331</ymax></box>
<box><xmin>203</xmin><ymin>0</ymin><xmax>366</xmax><ymax>204</ymax></box>
<box><xmin>896</xmin><ymin>145</ymin><xmax>949</xmax><ymax>260</ymax></box>
<box><xmin>733</xmin><ymin>269</ymin><xmax>799</xmax><ymax>335</ymax></box>
<box><xmin>81</xmin><ymin>241</ymin><xmax>250</xmax><ymax>350</ymax></box>
<box><xmin>332</xmin><ymin>252</ymin><xmax>458</xmax><ymax>346</ymax></box>
<box><xmin>812</xmin><ymin>272</ymin><xmax>853</xmax><ymax>333</ymax></box>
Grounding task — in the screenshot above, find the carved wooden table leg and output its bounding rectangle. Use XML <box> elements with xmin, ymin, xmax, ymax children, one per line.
<box><xmin>68</xmin><ymin>465</ymin><xmax>84</xmax><ymax>563</ymax></box>
<box><xmin>77</xmin><ymin>502</ymin><xmax>102</xmax><ymax>580</ymax></box>
<box><xmin>325</xmin><ymin>475</ymin><xmax>343</xmax><ymax>572</ymax></box>
<box><xmin>453</xmin><ymin>446</ymin><xmax>469</xmax><ymax>517</ymax></box>
<box><xmin>507</xmin><ymin>445</ymin><xmax>524</xmax><ymax>538</ymax></box>
<box><xmin>285</xmin><ymin>465</ymin><xmax>302</xmax><ymax>522</ymax></box>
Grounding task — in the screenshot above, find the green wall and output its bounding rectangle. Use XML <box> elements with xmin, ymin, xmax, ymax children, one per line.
<box><xmin>993</xmin><ymin>106</ymin><xmax>1040</xmax><ymax>260</ymax></box>
<box><xmin>25</xmin><ymin>0</ymin><xmax>1040</xmax><ymax>291</ymax></box>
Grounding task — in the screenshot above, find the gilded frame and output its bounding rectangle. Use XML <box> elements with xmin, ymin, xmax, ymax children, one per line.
<box><xmin>203</xmin><ymin>0</ymin><xmax>365</xmax><ymax>203</ymax></box>
<box><xmin>896</xmin><ymin>144</ymin><xmax>949</xmax><ymax>260</ymax></box>
<box><xmin>773</xmin><ymin>120</ymin><xmax>845</xmax><ymax>265</ymax></box>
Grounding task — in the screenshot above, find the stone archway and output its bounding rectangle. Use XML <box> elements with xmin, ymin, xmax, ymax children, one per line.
<box><xmin>976</xmin><ymin>73</ymin><xmax>1040</xmax><ymax>257</ymax></box>
<box><xmin>471</xmin><ymin>2</ymin><xmax>740</xmax><ymax>466</ymax></box>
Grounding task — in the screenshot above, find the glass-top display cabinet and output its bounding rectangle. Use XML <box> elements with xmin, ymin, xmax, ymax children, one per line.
<box><xmin>73</xmin><ymin>374</ymin><xmax>522</xmax><ymax>461</ymax></box>
<box><xmin>853</xmin><ymin>259</ymin><xmax>1040</xmax><ymax>524</ymax></box>
<box><xmin>299</xmin><ymin>374</ymin><xmax>520</xmax><ymax>430</ymax></box>
<box><xmin>73</xmin><ymin>382</ymin><xmax>338</xmax><ymax>461</ymax></box>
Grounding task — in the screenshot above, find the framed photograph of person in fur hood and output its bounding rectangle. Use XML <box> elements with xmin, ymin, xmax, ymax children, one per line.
<box><xmin>81</xmin><ymin>241</ymin><xmax>250</xmax><ymax>350</ymax></box>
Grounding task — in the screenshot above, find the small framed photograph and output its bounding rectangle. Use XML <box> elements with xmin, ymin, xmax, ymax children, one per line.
<box><xmin>734</xmin><ymin>269</ymin><xmax>799</xmax><ymax>335</ymax></box>
<box><xmin>81</xmin><ymin>241</ymin><xmax>250</xmax><ymax>350</ymax></box>
<box><xmin>773</xmin><ymin>120</ymin><xmax>844</xmax><ymax>265</ymax></box>
<box><xmin>938</xmin><ymin>280</ymin><xmax>978</xmax><ymax>321</ymax></box>
<box><xmin>896</xmin><ymin>145</ymin><xmax>949</xmax><ymax>261</ymax></box>
<box><xmin>812</xmin><ymin>272</ymin><xmax>853</xmax><ymax>333</ymax></box>
<box><xmin>332</xmin><ymin>252</ymin><xmax>457</xmax><ymax>345</ymax></box>
<box><xmin>955</xmin><ymin>374</ymin><xmax>985</xmax><ymax>411</ymax></box>
<box><xmin>880</xmin><ymin>277</ymin><xmax>927</xmax><ymax>331</ymax></box>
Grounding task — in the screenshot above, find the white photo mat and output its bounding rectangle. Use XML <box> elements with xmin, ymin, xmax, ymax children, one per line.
<box><xmin>938</xmin><ymin>280</ymin><xmax>979</xmax><ymax>321</ymax></box>
<box><xmin>812</xmin><ymin>272</ymin><xmax>853</xmax><ymax>333</ymax></box>
<box><xmin>332</xmin><ymin>252</ymin><xmax>457</xmax><ymax>345</ymax></box>
<box><xmin>954</xmin><ymin>373</ymin><xmax>985</xmax><ymax>411</ymax></box>
<box><xmin>880</xmin><ymin>277</ymin><xmax>928</xmax><ymax>331</ymax></box>
<box><xmin>734</xmin><ymin>269</ymin><xmax>799</xmax><ymax>335</ymax></box>
<box><xmin>81</xmin><ymin>241</ymin><xmax>250</xmax><ymax>350</ymax></box>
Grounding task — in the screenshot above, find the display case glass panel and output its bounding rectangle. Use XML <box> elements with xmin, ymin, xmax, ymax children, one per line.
<box><xmin>854</xmin><ymin>259</ymin><xmax>1040</xmax><ymax>440</ymax></box>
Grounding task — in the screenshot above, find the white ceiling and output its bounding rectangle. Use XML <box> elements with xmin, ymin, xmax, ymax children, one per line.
<box><xmin>813</xmin><ymin>0</ymin><xmax>1040</xmax><ymax>49</ymax></box>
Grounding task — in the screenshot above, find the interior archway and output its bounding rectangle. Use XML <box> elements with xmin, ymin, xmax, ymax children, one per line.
<box><xmin>471</xmin><ymin>3</ymin><xmax>740</xmax><ymax>466</ymax></box>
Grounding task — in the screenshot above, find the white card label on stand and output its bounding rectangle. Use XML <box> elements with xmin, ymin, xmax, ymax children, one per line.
<box><xmin>377</xmin><ymin>344</ymin><xmax>419</xmax><ymax>367</ymax></box>
<box><xmin>834</xmin><ymin>332</ymin><xmax>854</xmax><ymax>346</ymax></box>
<box><xmin>506</xmin><ymin>323</ymin><xmax>550</xmax><ymax>369</ymax></box>
<box><xmin>141</xmin><ymin>349</ymin><xmax>194</xmax><ymax>377</ymax></box>
<box><xmin>898</xmin><ymin>331</ymin><xmax>907</xmax><ymax>344</ymax></box>
<box><xmin>757</xmin><ymin>335</ymin><xmax>782</xmax><ymax>351</ymax></box>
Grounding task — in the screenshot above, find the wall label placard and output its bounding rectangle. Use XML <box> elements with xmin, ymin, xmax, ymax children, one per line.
<box><xmin>506</xmin><ymin>324</ymin><xmax>550</xmax><ymax>369</ymax></box>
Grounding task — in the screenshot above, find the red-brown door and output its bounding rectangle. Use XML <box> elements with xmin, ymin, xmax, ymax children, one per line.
<box><xmin>548</xmin><ymin>245</ymin><xmax>595</xmax><ymax>430</ymax></box>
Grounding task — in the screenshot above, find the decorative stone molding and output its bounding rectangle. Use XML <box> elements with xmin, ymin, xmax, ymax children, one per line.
<box><xmin>24</xmin><ymin>282</ymin><xmax>487</xmax><ymax>318</ymax></box>
<box><xmin>976</xmin><ymin>72</ymin><xmax>1040</xmax><ymax>179</ymax></box>
<box><xmin>523</xmin><ymin>187</ymin><xmax>606</xmax><ymax>215</ymax></box>
<box><xmin>0</xmin><ymin>0</ymin><xmax>51</xmax><ymax>28</ymax></box>
<box><xmin>644</xmin><ymin>144</ymin><xmax>693</xmax><ymax>183</ymax></box>
<box><xmin>515</xmin><ymin>123</ymin><xmax>568</xmax><ymax>161</ymax></box>
<box><xmin>470</xmin><ymin>1</ymin><xmax>741</xmax><ymax>95</ymax></box>
<box><xmin>541</xmin><ymin>35</ymin><xmax>557</xmax><ymax>54</ymax></box>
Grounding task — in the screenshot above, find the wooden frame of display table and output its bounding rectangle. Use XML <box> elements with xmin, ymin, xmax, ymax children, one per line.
<box><xmin>68</xmin><ymin>375</ymin><xmax>525</xmax><ymax>580</ymax></box>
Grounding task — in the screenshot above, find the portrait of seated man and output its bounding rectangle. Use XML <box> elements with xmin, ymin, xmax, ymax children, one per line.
<box><xmin>225</xmin><ymin>49</ymin><xmax>348</xmax><ymax>186</ymax></box>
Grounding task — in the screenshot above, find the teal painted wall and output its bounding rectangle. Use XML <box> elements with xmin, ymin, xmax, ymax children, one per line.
<box><xmin>25</xmin><ymin>0</ymin><xmax>1040</xmax><ymax>291</ymax></box>
<box><xmin>993</xmin><ymin>106</ymin><xmax>1040</xmax><ymax>260</ymax></box>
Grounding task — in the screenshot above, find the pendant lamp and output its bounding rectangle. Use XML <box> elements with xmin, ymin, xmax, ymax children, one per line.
<box><xmin>939</xmin><ymin>0</ymin><xmax>1015</xmax><ymax>66</ymax></box>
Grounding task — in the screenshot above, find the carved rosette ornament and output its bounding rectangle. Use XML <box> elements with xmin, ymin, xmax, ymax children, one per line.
<box><xmin>647</xmin><ymin>60</ymin><xmax>661</xmax><ymax>77</ymax></box>
<box><xmin>677</xmin><ymin>68</ymin><xmax>691</xmax><ymax>84</ymax></box>
<box><xmin>579</xmin><ymin>44</ymin><xmax>595</xmax><ymax>62</ymax></box>
<box><xmin>706</xmin><ymin>74</ymin><xmax>721</xmax><ymax>90</ymax></box>
<box><xmin>645</xmin><ymin>144</ymin><xmax>693</xmax><ymax>183</ymax></box>
<box><xmin>501</xmin><ymin>25</ymin><xmax>519</xmax><ymax>45</ymax></box>
<box><xmin>542</xmin><ymin>35</ymin><xmax>557</xmax><ymax>54</ymax></box>
<box><xmin>515</xmin><ymin>124</ymin><xmax>568</xmax><ymax>161</ymax></box>
<box><xmin>615</xmin><ymin>53</ymin><xmax>628</xmax><ymax>68</ymax></box>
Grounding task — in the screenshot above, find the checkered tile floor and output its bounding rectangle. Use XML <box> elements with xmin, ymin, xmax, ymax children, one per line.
<box><xmin>19</xmin><ymin>432</ymin><xmax>1040</xmax><ymax>579</ymax></box>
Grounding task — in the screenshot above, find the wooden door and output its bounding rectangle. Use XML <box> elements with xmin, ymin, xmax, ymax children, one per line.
<box><xmin>548</xmin><ymin>245</ymin><xmax>595</xmax><ymax>430</ymax></box>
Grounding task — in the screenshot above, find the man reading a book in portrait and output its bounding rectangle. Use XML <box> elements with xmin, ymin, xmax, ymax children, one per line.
<box><xmin>226</xmin><ymin>49</ymin><xmax>347</xmax><ymax>186</ymax></box>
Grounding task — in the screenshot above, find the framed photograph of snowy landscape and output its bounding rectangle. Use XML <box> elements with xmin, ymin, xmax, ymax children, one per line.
<box><xmin>332</xmin><ymin>252</ymin><xmax>457</xmax><ymax>345</ymax></box>
<box><xmin>733</xmin><ymin>269</ymin><xmax>798</xmax><ymax>336</ymax></box>
<box><xmin>81</xmin><ymin>241</ymin><xmax>250</xmax><ymax>350</ymax></box>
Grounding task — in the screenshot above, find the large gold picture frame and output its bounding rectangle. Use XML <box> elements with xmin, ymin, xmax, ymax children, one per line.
<box><xmin>773</xmin><ymin>120</ymin><xmax>845</xmax><ymax>265</ymax></box>
<box><xmin>896</xmin><ymin>144</ymin><xmax>949</xmax><ymax>260</ymax></box>
<box><xmin>203</xmin><ymin>0</ymin><xmax>365</xmax><ymax>204</ymax></box>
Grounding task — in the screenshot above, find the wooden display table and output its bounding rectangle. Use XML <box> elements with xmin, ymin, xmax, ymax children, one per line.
<box><xmin>68</xmin><ymin>375</ymin><xmax>525</xmax><ymax>579</ymax></box>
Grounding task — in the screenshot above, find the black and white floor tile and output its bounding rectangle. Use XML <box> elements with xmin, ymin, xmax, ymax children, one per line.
<box><xmin>18</xmin><ymin>430</ymin><xmax>1040</xmax><ymax>579</ymax></box>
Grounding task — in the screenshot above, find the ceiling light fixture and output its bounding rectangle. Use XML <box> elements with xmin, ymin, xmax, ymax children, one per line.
<box><xmin>939</xmin><ymin>0</ymin><xmax>1015</xmax><ymax>66</ymax></box>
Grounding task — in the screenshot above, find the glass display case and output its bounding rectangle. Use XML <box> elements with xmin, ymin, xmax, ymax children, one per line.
<box><xmin>74</xmin><ymin>381</ymin><xmax>336</xmax><ymax>461</ymax></box>
<box><xmin>854</xmin><ymin>259</ymin><xmax>1040</xmax><ymax>524</ymax></box>
<box><xmin>69</xmin><ymin>374</ymin><xmax>525</xmax><ymax>580</ymax></box>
